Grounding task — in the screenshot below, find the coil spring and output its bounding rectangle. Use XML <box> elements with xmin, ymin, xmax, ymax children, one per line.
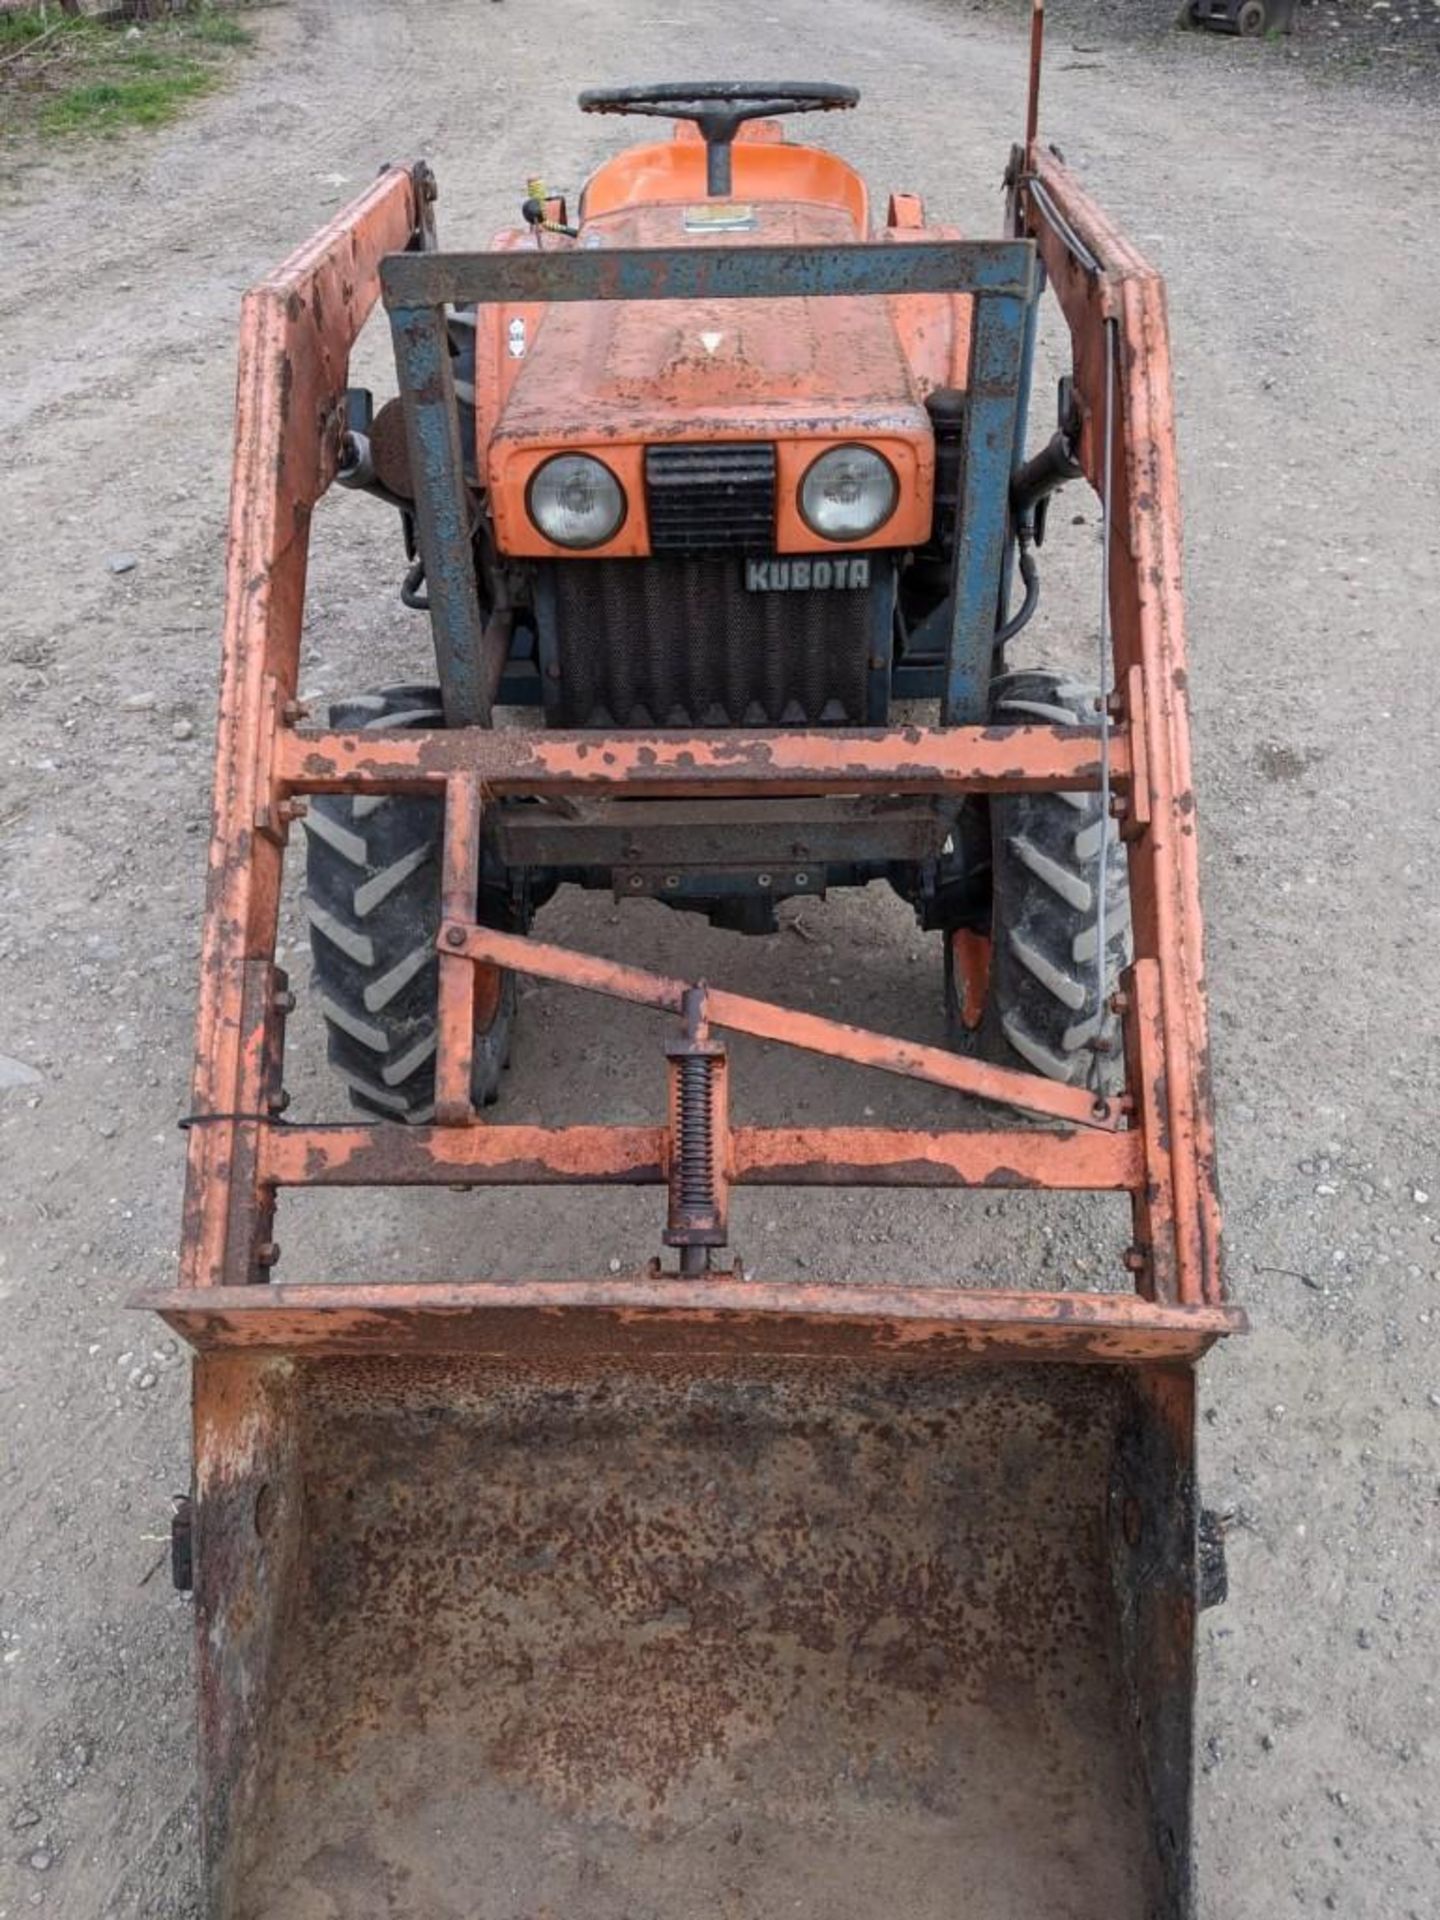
<box><xmin>677</xmin><ymin>1054</ymin><xmax>716</xmax><ymax>1214</ymax></box>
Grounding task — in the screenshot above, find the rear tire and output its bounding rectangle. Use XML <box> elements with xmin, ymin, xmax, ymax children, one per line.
<box><xmin>952</xmin><ymin>671</ymin><xmax>1132</xmax><ymax>1097</ymax></box>
<box><xmin>303</xmin><ymin>686</ymin><xmax>513</xmax><ymax>1121</ymax></box>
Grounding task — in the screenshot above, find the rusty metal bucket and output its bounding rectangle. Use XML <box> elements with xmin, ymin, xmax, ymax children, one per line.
<box><xmin>194</xmin><ymin>1341</ymin><xmax>1206</xmax><ymax>1920</ymax></box>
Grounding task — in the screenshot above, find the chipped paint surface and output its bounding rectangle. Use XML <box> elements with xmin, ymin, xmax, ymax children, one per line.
<box><xmin>204</xmin><ymin>1355</ymin><xmax>1192</xmax><ymax>1918</ymax></box>
<box><xmin>149</xmin><ymin>1280</ymin><xmax>1242</xmax><ymax>1366</ymax></box>
<box><xmin>278</xmin><ymin>719</ymin><xmax>1128</xmax><ymax>798</ymax></box>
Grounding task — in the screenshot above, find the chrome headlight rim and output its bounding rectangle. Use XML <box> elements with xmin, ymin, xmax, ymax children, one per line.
<box><xmin>797</xmin><ymin>443</ymin><xmax>899</xmax><ymax>544</ymax></box>
<box><xmin>526</xmin><ymin>452</ymin><xmax>627</xmax><ymax>551</ymax></box>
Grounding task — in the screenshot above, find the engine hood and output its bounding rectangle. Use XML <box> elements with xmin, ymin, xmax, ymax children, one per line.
<box><xmin>487</xmin><ymin>201</ymin><xmax>934</xmax><ymax>557</ymax></box>
<box><xmin>494</xmin><ymin>201</ymin><xmax>926</xmax><ymax>438</ymax></box>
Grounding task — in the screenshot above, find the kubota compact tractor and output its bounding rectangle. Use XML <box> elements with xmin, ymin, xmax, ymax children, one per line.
<box><xmin>308</xmin><ymin>80</ymin><xmax>1129</xmax><ymax>1121</ymax></box>
<box><xmin>151</xmin><ymin>26</ymin><xmax>1241</xmax><ymax>1920</ymax></box>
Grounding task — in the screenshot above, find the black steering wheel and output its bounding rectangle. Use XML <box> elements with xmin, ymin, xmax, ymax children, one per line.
<box><xmin>578</xmin><ymin>81</ymin><xmax>859</xmax><ymax>197</ymax></box>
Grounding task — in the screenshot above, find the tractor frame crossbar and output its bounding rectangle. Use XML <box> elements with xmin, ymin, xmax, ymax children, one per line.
<box><xmin>151</xmin><ymin>152</ymin><xmax>1237</xmax><ymax>1368</ymax></box>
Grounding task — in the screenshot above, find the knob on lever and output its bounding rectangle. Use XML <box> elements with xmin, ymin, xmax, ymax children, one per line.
<box><xmin>521</xmin><ymin>177</ymin><xmax>578</xmax><ymax>241</ymax></box>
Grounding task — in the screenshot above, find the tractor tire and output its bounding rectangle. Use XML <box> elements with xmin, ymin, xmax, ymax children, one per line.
<box><xmin>303</xmin><ymin>686</ymin><xmax>513</xmax><ymax>1121</ymax></box>
<box><xmin>949</xmin><ymin>670</ymin><xmax>1132</xmax><ymax>1097</ymax></box>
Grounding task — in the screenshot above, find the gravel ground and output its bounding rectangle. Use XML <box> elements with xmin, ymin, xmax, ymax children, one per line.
<box><xmin>983</xmin><ymin>0</ymin><xmax>1440</xmax><ymax>87</ymax></box>
<box><xmin>0</xmin><ymin>1</ymin><xmax>1437</xmax><ymax>1915</ymax></box>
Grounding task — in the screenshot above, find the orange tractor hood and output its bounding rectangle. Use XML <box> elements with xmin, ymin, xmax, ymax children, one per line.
<box><xmin>486</xmin><ymin>189</ymin><xmax>937</xmax><ymax>559</ymax></box>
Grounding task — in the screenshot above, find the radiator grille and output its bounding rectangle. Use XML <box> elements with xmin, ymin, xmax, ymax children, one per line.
<box><xmin>539</xmin><ymin>556</ymin><xmax>888</xmax><ymax>729</ymax></box>
<box><xmin>645</xmin><ymin>443</ymin><xmax>776</xmax><ymax>555</ymax></box>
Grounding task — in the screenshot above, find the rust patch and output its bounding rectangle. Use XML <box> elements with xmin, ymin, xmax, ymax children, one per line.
<box><xmin>223</xmin><ymin>1357</ymin><xmax>1168</xmax><ymax>1918</ymax></box>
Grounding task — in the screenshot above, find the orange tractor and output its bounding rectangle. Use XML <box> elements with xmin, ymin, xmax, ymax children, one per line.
<box><xmin>150</xmin><ymin>39</ymin><xmax>1241</xmax><ymax>1920</ymax></box>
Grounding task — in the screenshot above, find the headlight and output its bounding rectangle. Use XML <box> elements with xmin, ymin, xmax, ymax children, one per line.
<box><xmin>798</xmin><ymin>444</ymin><xmax>898</xmax><ymax>543</ymax></box>
<box><xmin>527</xmin><ymin>454</ymin><xmax>626</xmax><ymax>549</ymax></box>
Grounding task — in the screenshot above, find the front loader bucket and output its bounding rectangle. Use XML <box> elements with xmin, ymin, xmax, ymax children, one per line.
<box><xmin>191</xmin><ymin>1340</ymin><xmax>1206</xmax><ymax>1920</ymax></box>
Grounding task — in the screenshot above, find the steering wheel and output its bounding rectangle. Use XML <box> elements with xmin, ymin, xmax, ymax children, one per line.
<box><xmin>578</xmin><ymin>81</ymin><xmax>859</xmax><ymax>197</ymax></box>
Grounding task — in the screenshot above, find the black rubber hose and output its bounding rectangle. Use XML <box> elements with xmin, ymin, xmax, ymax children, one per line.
<box><xmin>996</xmin><ymin>530</ymin><xmax>1040</xmax><ymax>647</ymax></box>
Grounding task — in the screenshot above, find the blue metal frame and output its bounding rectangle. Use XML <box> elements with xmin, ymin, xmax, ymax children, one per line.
<box><xmin>998</xmin><ymin>262</ymin><xmax>1044</xmax><ymax>632</ymax></box>
<box><xmin>389</xmin><ymin>302</ymin><xmax>494</xmax><ymax>727</ymax></box>
<box><xmin>382</xmin><ymin>238</ymin><xmax>1039</xmax><ymax>733</ymax></box>
<box><xmin>380</xmin><ymin>240</ymin><xmax>1035</xmax><ymax>311</ymax></box>
<box><xmin>940</xmin><ymin>287</ymin><xmax>1032</xmax><ymax>723</ymax></box>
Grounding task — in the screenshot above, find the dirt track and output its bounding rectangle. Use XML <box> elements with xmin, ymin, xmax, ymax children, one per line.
<box><xmin>1</xmin><ymin>2</ymin><xmax>1437</xmax><ymax>1914</ymax></box>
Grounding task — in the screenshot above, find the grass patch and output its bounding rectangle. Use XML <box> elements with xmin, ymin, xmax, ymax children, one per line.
<box><xmin>2</xmin><ymin>6</ymin><xmax>254</xmax><ymax>143</ymax></box>
<box><xmin>40</xmin><ymin>64</ymin><xmax>216</xmax><ymax>135</ymax></box>
<box><xmin>0</xmin><ymin>9</ymin><xmax>87</xmax><ymax>50</ymax></box>
<box><xmin>183</xmin><ymin>9</ymin><xmax>254</xmax><ymax>47</ymax></box>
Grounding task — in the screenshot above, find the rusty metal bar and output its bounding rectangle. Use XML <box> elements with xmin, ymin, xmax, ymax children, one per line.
<box><xmin>442</xmin><ymin>925</ymin><xmax>1124</xmax><ymax>1132</ymax></box>
<box><xmin>1122</xmin><ymin>959</ymin><xmax>1186</xmax><ymax>1304</ymax></box>
<box><xmin>729</xmin><ymin>1125</ymin><xmax>1141</xmax><ymax>1189</ymax></box>
<box><xmin>144</xmin><ymin>1279</ymin><xmax>1244</xmax><ymax>1365</ymax></box>
<box><xmin>387</xmin><ymin>304</ymin><xmax>494</xmax><ymax>726</ymax></box>
<box><xmin>434</xmin><ymin>773</ymin><xmax>482</xmax><ymax>1125</ymax></box>
<box><xmin>277</xmin><ymin>720</ymin><xmax>1131</xmax><ymax>800</ymax></box>
<box><xmin>180</xmin><ymin>166</ymin><xmax>423</xmax><ymax>1292</ymax></box>
<box><xmin>260</xmin><ymin>1124</ymin><xmax>668</xmax><ymax>1187</ymax></box>
<box><xmin>380</xmin><ymin>239</ymin><xmax>1038</xmax><ymax>310</ymax></box>
<box><xmin>1021</xmin><ymin>148</ymin><xmax>1223</xmax><ymax>1307</ymax></box>
<box><xmin>258</xmin><ymin>1122</ymin><xmax>1141</xmax><ymax>1192</ymax></box>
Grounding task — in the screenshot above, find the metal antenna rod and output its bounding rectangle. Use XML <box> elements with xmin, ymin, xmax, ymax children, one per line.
<box><xmin>1026</xmin><ymin>0</ymin><xmax>1046</xmax><ymax>151</ymax></box>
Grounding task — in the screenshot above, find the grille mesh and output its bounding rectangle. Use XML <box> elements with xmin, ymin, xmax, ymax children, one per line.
<box><xmin>645</xmin><ymin>443</ymin><xmax>777</xmax><ymax>555</ymax></box>
<box><xmin>541</xmin><ymin>557</ymin><xmax>885</xmax><ymax>729</ymax></box>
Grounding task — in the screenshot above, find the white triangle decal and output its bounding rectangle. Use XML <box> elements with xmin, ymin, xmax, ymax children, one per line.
<box><xmin>699</xmin><ymin>330</ymin><xmax>724</xmax><ymax>356</ymax></box>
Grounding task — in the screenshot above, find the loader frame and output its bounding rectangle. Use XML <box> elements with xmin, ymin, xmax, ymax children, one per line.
<box><xmin>147</xmin><ymin>143</ymin><xmax>1241</xmax><ymax>1918</ymax></box>
<box><xmin>153</xmin><ymin>147</ymin><xmax>1233</xmax><ymax>1348</ymax></box>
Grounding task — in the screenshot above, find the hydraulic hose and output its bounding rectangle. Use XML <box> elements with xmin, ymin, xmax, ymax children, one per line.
<box><xmin>996</xmin><ymin>528</ymin><xmax>1040</xmax><ymax>647</ymax></box>
<box><xmin>995</xmin><ymin>426</ymin><xmax>1083</xmax><ymax>649</ymax></box>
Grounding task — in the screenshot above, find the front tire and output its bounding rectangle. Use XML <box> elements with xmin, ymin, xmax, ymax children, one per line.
<box><xmin>950</xmin><ymin>671</ymin><xmax>1132</xmax><ymax>1097</ymax></box>
<box><xmin>303</xmin><ymin>686</ymin><xmax>513</xmax><ymax>1121</ymax></box>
